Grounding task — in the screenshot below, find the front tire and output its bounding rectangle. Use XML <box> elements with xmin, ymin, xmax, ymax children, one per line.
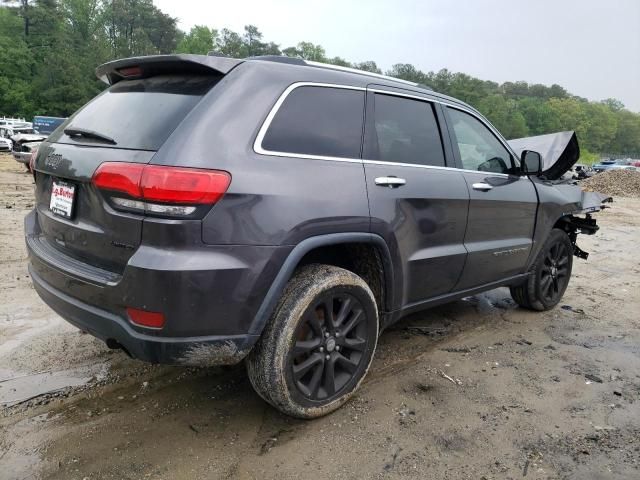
<box><xmin>510</xmin><ymin>228</ymin><xmax>573</xmax><ymax>311</ymax></box>
<box><xmin>246</xmin><ymin>264</ymin><xmax>378</xmax><ymax>418</ymax></box>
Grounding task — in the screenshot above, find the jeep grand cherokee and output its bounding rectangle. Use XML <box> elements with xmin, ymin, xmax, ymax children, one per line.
<box><xmin>25</xmin><ymin>54</ymin><xmax>607</xmax><ymax>418</ymax></box>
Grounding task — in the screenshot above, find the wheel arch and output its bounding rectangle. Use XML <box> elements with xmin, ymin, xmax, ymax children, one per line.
<box><xmin>248</xmin><ymin>233</ymin><xmax>395</xmax><ymax>337</ymax></box>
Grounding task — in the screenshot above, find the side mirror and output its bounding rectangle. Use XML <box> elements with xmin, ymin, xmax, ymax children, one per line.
<box><xmin>521</xmin><ymin>150</ymin><xmax>542</xmax><ymax>176</ymax></box>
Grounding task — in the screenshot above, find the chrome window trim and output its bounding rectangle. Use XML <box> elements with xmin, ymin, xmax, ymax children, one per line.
<box><xmin>253</xmin><ymin>81</ymin><xmax>520</xmax><ymax>175</ymax></box>
<box><xmin>362</xmin><ymin>159</ymin><xmax>522</xmax><ymax>179</ymax></box>
<box><xmin>368</xmin><ymin>88</ymin><xmax>519</xmax><ymax>161</ymax></box>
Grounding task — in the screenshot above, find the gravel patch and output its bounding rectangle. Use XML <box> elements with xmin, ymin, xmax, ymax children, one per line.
<box><xmin>581</xmin><ymin>170</ymin><xmax>640</xmax><ymax>197</ymax></box>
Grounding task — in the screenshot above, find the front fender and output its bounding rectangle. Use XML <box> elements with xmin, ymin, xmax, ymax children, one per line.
<box><xmin>528</xmin><ymin>180</ymin><xmax>607</xmax><ymax>268</ymax></box>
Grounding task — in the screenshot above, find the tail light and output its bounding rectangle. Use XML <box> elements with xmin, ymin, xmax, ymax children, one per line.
<box><xmin>127</xmin><ymin>307</ymin><xmax>165</xmax><ymax>329</ymax></box>
<box><xmin>29</xmin><ymin>147</ymin><xmax>39</xmax><ymax>174</ymax></box>
<box><xmin>92</xmin><ymin>162</ymin><xmax>231</xmax><ymax>217</ymax></box>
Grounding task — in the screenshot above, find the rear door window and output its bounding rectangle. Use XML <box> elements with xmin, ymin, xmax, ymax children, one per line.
<box><xmin>55</xmin><ymin>74</ymin><xmax>220</xmax><ymax>151</ymax></box>
<box><xmin>261</xmin><ymin>86</ymin><xmax>365</xmax><ymax>159</ymax></box>
<box><xmin>368</xmin><ymin>93</ymin><xmax>446</xmax><ymax>167</ymax></box>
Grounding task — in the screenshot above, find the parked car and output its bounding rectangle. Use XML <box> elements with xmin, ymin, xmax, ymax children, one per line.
<box><xmin>0</xmin><ymin>117</ymin><xmax>31</xmax><ymax>129</ymax></box>
<box><xmin>592</xmin><ymin>159</ymin><xmax>630</xmax><ymax>172</ymax></box>
<box><xmin>13</xmin><ymin>140</ymin><xmax>41</xmax><ymax>168</ymax></box>
<box><xmin>10</xmin><ymin>129</ymin><xmax>46</xmax><ymax>169</ymax></box>
<box><xmin>25</xmin><ymin>54</ymin><xmax>609</xmax><ymax>418</ymax></box>
<box><xmin>2</xmin><ymin>126</ymin><xmax>39</xmax><ymax>139</ymax></box>
<box><xmin>0</xmin><ymin>137</ymin><xmax>12</xmax><ymax>152</ymax></box>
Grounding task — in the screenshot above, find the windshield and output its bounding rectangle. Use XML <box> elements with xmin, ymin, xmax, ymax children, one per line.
<box><xmin>52</xmin><ymin>74</ymin><xmax>220</xmax><ymax>151</ymax></box>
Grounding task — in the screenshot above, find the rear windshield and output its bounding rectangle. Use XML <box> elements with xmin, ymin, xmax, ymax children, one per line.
<box><xmin>54</xmin><ymin>74</ymin><xmax>219</xmax><ymax>151</ymax></box>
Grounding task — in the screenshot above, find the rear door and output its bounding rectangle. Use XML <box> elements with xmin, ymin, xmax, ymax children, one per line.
<box><xmin>364</xmin><ymin>87</ymin><xmax>469</xmax><ymax>307</ymax></box>
<box><xmin>32</xmin><ymin>73</ymin><xmax>221</xmax><ymax>273</ymax></box>
<box><xmin>443</xmin><ymin>106</ymin><xmax>537</xmax><ymax>289</ymax></box>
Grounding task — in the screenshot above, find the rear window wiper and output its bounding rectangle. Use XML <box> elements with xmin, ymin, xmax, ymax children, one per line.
<box><xmin>64</xmin><ymin>127</ymin><xmax>117</xmax><ymax>145</ymax></box>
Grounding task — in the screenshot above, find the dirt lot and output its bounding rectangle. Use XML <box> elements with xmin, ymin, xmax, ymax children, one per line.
<box><xmin>0</xmin><ymin>152</ymin><xmax>639</xmax><ymax>479</ymax></box>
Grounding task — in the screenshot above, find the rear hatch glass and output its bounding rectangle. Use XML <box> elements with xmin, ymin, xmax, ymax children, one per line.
<box><xmin>34</xmin><ymin>74</ymin><xmax>220</xmax><ymax>273</ymax></box>
<box><xmin>51</xmin><ymin>74</ymin><xmax>219</xmax><ymax>151</ymax></box>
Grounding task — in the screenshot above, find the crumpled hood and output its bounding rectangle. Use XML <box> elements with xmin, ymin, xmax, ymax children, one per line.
<box><xmin>508</xmin><ymin>131</ymin><xmax>579</xmax><ymax>180</ymax></box>
<box><xmin>10</xmin><ymin>133</ymin><xmax>47</xmax><ymax>144</ymax></box>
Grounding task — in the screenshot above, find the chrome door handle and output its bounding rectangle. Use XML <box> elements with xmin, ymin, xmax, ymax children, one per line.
<box><xmin>472</xmin><ymin>182</ymin><xmax>493</xmax><ymax>191</ymax></box>
<box><xmin>375</xmin><ymin>176</ymin><xmax>406</xmax><ymax>188</ymax></box>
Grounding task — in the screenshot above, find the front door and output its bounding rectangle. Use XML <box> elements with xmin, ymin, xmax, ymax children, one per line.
<box><xmin>364</xmin><ymin>88</ymin><xmax>469</xmax><ymax>308</ymax></box>
<box><xmin>443</xmin><ymin>106</ymin><xmax>537</xmax><ymax>290</ymax></box>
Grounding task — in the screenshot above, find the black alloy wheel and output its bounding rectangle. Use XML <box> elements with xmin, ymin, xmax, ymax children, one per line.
<box><xmin>540</xmin><ymin>241</ymin><xmax>570</xmax><ymax>303</ymax></box>
<box><xmin>288</xmin><ymin>293</ymin><xmax>368</xmax><ymax>401</ymax></box>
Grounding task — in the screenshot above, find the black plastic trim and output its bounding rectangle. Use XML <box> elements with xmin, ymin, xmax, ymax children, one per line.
<box><xmin>248</xmin><ymin>233</ymin><xmax>395</xmax><ymax>336</ymax></box>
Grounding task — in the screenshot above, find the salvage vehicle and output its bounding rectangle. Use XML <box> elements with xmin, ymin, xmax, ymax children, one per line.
<box><xmin>13</xmin><ymin>141</ymin><xmax>41</xmax><ymax>168</ymax></box>
<box><xmin>11</xmin><ymin>129</ymin><xmax>46</xmax><ymax>170</ymax></box>
<box><xmin>25</xmin><ymin>54</ymin><xmax>609</xmax><ymax>418</ymax></box>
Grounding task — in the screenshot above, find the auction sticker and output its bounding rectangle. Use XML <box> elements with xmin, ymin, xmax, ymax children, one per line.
<box><xmin>50</xmin><ymin>180</ymin><xmax>76</xmax><ymax>219</ymax></box>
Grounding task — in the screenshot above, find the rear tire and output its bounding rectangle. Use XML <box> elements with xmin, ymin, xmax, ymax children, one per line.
<box><xmin>246</xmin><ymin>264</ymin><xmax>378</xmax><ymax>419</ymax></box>
<box><xmin>510</xmin><ymin>228</ymin><xmax>573</xmax><ymax>311</ymax></box>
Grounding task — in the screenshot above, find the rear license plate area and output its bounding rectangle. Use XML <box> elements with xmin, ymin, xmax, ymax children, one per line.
<box><xmin>49</xmin><ymin>180</ymin><xmax>76</xmax><ymax>219</ymax></box>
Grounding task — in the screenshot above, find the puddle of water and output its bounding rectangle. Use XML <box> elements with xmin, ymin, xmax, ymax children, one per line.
<box><xmin>0</xmin><ymin>364</ymin><xmax>108</xmax><ymax>407</ymax></box>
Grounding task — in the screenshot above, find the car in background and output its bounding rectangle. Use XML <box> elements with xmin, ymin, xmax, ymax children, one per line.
<box><xmin>9</xmin><ymin>128</ymin><xmax>46</xmax><ymax>169</ymax></box>
<box><xmin>609</xmin><ymin>164</ymin><xmax>638</xmax><ymax>172</ymax></box>
<box><xmin>0</xmin><ymin>137</ymin><xmax>12</xmax><ymax>152</ymax></box>
<box><xmin>13</xmin><ymin>141</ymin><xmax>41</xmax><ymax>168</ymax></box>
<box><xmin>0</xmin><ymin>117</ymin><xmax>31</xmax><ymax>129</ymax></box>
<box><xmin>592</xmin><ymin>159</ymin><xmax>629</xmax><ymax>172</ymax></box>
<box><xmin>2</xmin><ymin>126</ymin><xmax>36</xmax><ymax>139</ymax></box>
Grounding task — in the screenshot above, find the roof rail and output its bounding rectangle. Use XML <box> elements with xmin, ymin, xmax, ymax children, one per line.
<box><xmin>245</xmin><ymin>55</ymin><xmax>421</xmax><ymax>88</ymax></box>
<box><xmin>305</xmin><ymin>61</ymin><xmax>419</xmax><ymax>87</ymax></box>
<box><xmin>249</xmin><ymin>55</ymin><xmax>306</xmax><ymax>66</ymax></box>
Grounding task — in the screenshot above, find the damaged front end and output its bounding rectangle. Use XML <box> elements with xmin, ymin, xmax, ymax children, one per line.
<box><xmin>556</xmin><ymin>190</ymin><xmax>612</xmax><ymax>260</ymax></box>
<box><xmin>509</xmin><ymin>131</ymin><xmax>612</xmax><ymax>261</ymax></box>
<box><xmin>546</xmin><ymin>182</ymin><xmax>613</xmax><ymax>261</ymax></box>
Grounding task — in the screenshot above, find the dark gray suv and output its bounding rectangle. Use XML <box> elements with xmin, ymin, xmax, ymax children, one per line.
<box><xmin>25</xmin><ymin>54</ymin><xmax>606</xmax><ymax>418</ymax></box>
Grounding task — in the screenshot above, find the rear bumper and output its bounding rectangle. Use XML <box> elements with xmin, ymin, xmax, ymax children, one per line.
<box><xmin>30</xmin><ymin>266</ymin><xmax>256</xmax><ymax>365</ymax></box>
<box><xmin>25</xmin><ymin>209</ymin><xmax>290</xmax><ymax>365</ymax></box>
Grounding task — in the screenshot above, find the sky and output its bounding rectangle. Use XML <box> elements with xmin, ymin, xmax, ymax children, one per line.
<box><xmin>154</xmin><ymin>0</ymin><xmax>640</xmax><ymax>112</ymax></box>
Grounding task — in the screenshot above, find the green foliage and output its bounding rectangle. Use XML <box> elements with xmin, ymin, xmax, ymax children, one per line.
<box><xmin>579</xmin><ymin>148</ymin><xmax>599</xmax><ymax>166</ymax></box>
<box><xmin>295</xmin><ymin>41</ymin><xmax>326</xmax><ymax>61</ymax></box>
<box><xmin>0</xmin><ymin>2</ymin><xmax>638</xmax><ymax>156</ymax></box>
<box><xmin>476</xmin><ymin>95</ymin><xmax>528</xmax><ymax>139</ymax></box>
<box><xmin>176</xmin><ymin>25</ymin><xmax>217</xmax><ymax>54</ymax></box>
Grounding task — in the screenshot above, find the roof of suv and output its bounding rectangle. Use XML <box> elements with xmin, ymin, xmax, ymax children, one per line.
<box><xmin>95</xmin><ymin>54</ymin><xmax>472</xmax><ymax>112</ymax></box>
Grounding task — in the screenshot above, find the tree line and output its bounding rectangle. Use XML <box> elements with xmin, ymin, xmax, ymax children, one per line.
<box><xmin>1</xmin><ymin>0</ymin><xmax>639</xmax><ymax>159</ymax></box>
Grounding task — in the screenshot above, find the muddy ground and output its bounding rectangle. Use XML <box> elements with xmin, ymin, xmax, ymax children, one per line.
<box><xmin>0</xmin><ymin>152</ymin><xmax>638</xmax><ymax>479</ymax></box>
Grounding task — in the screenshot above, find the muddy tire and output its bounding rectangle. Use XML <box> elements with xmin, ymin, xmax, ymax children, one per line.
<box><xmin>510</xmin><ymin>228</ymin><xmax>573</xmax><ymax>311</ymax></box>
<box><xmin>246</xmin><ymin>264</ymin><xmax>378</xmax><ymax>419</ymax></box>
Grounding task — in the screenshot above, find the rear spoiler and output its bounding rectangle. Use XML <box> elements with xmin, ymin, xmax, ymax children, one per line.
<box><xmin>96</xmin><ymin>54</ymin><xmax>244</xmax><ymax>85</ymax></box>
